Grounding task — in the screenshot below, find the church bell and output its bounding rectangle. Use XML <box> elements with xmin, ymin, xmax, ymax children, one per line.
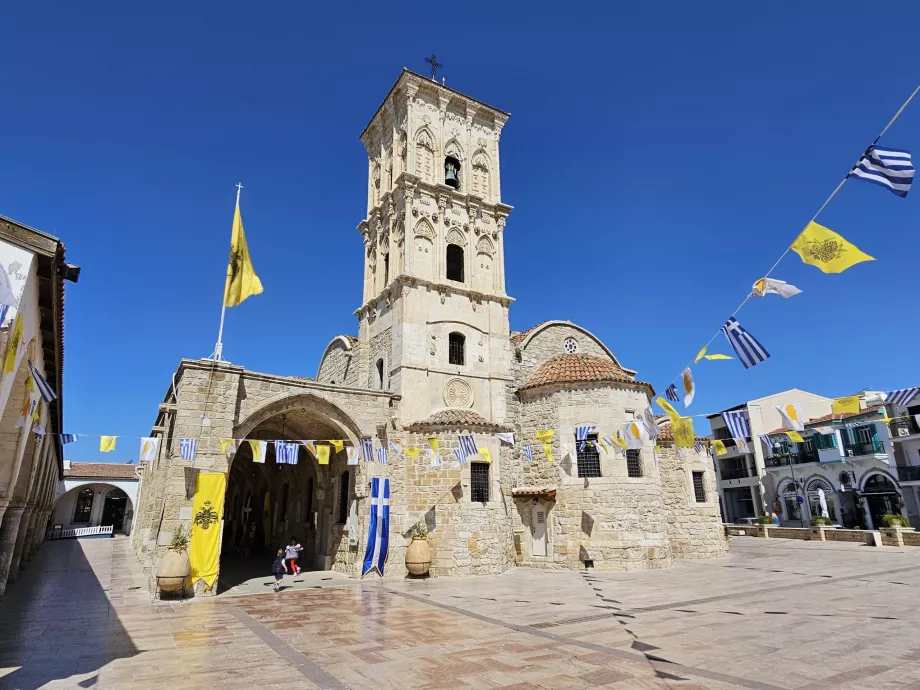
<box><xmin>444</xmin><ymin>157</ymin><xmax>460</xmax><ymax>189</ymax></box>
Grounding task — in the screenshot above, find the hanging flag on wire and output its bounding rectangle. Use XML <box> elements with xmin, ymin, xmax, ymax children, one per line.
<box><xmin>453</xmin><ymin>448</ymin><xmax>465</xmax><ymax>464</ymax></box>
<box><xmin>32</xmin><ymin>424</ymin><xmax>45</xmax><ymax>439</ymax></box>
<box><xmin>721</xmin><ymin>317</ymin><xmax>770</xmax><ymax>369</ymax></box>
<box><xmin>681</xmin><ymin>368</ymin><xmax>695</xmax><ymax>408</ymax></box>
<box><xmin>623</xmin><ymin>421</ymin><xmax>644</xmax><ymax>450</ymax></box>
<box><xmin>376</xmin><ymin>447</ymin><xmax>387</xmax><ymax>464</ymax></box>
<box><xmin>26</xmin><ymin>360</ymin><xmax>56</xmax><ymax>404</ymax></box>
<box><xmin>458</xmin><ymin>434</ymin><xmax>477</xmax><ymax>460</ymax></box>
<box><xmin>275</xmin><ymin>440</ymin><xmax>299</xmax><ymax>465</ymax></box>
<box><xmin>695</xmin><ymin>346</ymin><xmax>707</xmax><ymax>363</ymax></box>
<box><xmin>249</xmin><ymin>439</ymin><xmax>267</xmax><ymax>463</ymax></box>
<box><xmin>722</xmin><ymin>410</ymin><xmax>750</xmax><ymax>439</ymax></box>
<box><xmin>346</xmin><ymin>447</ymin><xmax>359</xmax><ymax>465</ymax></box>
<box><xmin>712</xmin><ymin>440</ymin><xmax>728</xmax><ymax>456</ymax></box>
<box><xmin>776</xmin><ymin>403</ymin><xmax>806</xmax><ymax>431</ymax></box>
<box><xmin>100</xmin><ymin>436</ymin><xmax>117</xmax><ymax>453</ymax></box>
<box><xmin>316</xmin><ymin>445</ymin><xmax>330</xmax><ymax>465</ymax></box>
<box><xmin>361</xmin><ymin>478</ymin><xmax>390</xmax><ymax>576</ymax></box>
<box><xmin>496</xmin><ymin>432</ymin><xmax>515</xmax><ymax>446</ymax></box>
<box><xmin>60</xmin><ymin>434</ymin><xmax>77</xmax><ymax>444</ymax></box>
<box><xmin>694</xmin><ymin>440</ymin><xmax>704</xmax><ymax>454</ymax></box>
<box><xmin>640</xmin><ymin>408</ymin><xmax>659</xmax><ymax>439</ymax></box>
<box><xmin>705</xmin><ymin>354</ymin><xmax>733</xmax><ymax>360</ymax></box>
<box><xmin>886</xmin><ymin>387</ymin><xmax>920</xmax><ymax>406</ymax></box>
<box><xmin>832</xmin><ymin>396</ymin><xmax>861</xmax><ymax>415</ymax></box>
<box><xmin>575</xmin><ymin>425</ymin><xmax>595</xmax><ymax>451</ymax></box>
<box><xmin>786</xmin><ymin>430</ymin><xmax>805</xmax><ymax>443</ymax></box>
<box><xmin>180</xmin><ymin>438</ymin><xmax>198</xmax><ymax>462</ymax></box>
<box><xmin>759</xmin><ymin>434</ymin><xmax>773</xmax><ymax>449</ymax></box>
<box><xmin>734</xmin><ymin>437</ymin><xmax>749</xmax><ymax>453</ymax></box>
<box><xmin>752</xmin><ymin>278</ymin><xmax>802</xmax><ymax>299</ymax></box>
<box><xmin>523</xmin><ymin>445</ymin><xmax>533</xmax><ymax>463</ymax></box>
<box><xmin>361</xmin><ymin>438</ymin><xmax>374</xmax><ymax>462</ymax></box>
<box><xmin>848</xmin><ymin>145</ymin><xmax>914</xmax><ymax>197</ymax></box>
<box><xmin>665</xmin><ymin>384</ymin><xmax>679</xmax><ymax>403</ymax></box>
<box><xmin>428</xmin><ymin>448</ymin><xmax>439</xmax><ymax>466</ymax></box>
<box><xmin>139</xmin><ymin>437</ymin><xmax>159</xmax><ymax>462</ymax></box>
<box><xmin>791</xmin><ymin>222</ymin><xmax>874</xmax><ymax>274</ymax></box>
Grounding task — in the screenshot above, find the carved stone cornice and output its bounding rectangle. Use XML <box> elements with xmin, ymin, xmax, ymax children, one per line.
<box><xmin>353</xmin><ymin>273</ymin><xmax>514</xmax><ymax>318</ymax></box>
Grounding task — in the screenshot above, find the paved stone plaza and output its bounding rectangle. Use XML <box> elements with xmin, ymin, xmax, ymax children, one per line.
<box><xmin>3</xmin><ymin>536</ymin><xmax>920</xmax><ymax>689</ymax></box>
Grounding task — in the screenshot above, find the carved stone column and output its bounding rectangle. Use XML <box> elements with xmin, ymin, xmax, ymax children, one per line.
<box><xmin>0</xmin><ymin>506</ymin><xmax>25</xmax><ymax>598</ymax></box>
<box><xmin>7</xmin><ymin>505</ymin><xmax>33</xmax><ymax>581</ymax></box>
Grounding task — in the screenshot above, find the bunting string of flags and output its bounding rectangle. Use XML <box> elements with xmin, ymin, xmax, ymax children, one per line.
<box><xmin>647</xmin><ymin>83</ymin><xmax>920</xmax><ymax>422</ymax></box>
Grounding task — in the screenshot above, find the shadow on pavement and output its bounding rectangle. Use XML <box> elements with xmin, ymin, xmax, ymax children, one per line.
<box><xmin>0</xmin><ymin>538</ymin><xmax>138</xmax><ymax>689</ymax></box>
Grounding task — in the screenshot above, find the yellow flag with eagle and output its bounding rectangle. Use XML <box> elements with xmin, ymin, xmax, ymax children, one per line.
<box><xmin>189</xmin><ymin>472</ymin><xmax>226</xmax><ymax>591</ymax></box>
<box><xmin>223</xmin><ymin>198</ymin><xmax>263</xmax><ymax>307</ymax></box>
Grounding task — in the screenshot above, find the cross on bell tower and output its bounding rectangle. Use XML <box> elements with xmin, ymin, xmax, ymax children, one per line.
<box><xmin>424</xmin><ymin>54</ymin><xmax>443</xmax><ymax>81</ymax></box>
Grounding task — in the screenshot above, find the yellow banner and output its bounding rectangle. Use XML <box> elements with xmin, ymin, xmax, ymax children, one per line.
<box><xmin>329</xmin><ymin>440</ymin><xmax>344</xmax><ymax>454</ymax></box>
<box><xmin>671</xmin><ymin>417</ymin><xmax>695</xmax><ymax>448</ymax></box>
<box><xmin>405</xmin><ymin>446</ymin><xmax>419</xmax><ymax>458</ymax></box>
<box><xmin>478</xmin><ymin>447</ymin><xmax>492</xmax><ymax>464</ymax></box>
<box><xmin>832</xmin><ymin>396</ymin><xmax>860</xmax><ymax>415</ymax></box>
<box><xmin>100</xmin><ymin>436</ymin><xmax>117</xmax><ymax>452</ymax></box>
<box><xmin>712</xmin><ymin>440</ymin><xmax>728</xmax><ymax>456</ymax></box>
<box><xmin>656</xmin><ymin>397</ymin><xmax>679</xmax><ymax>422</ymax></box>
<box><xmin>542</xmin><ymin>443</ymin><xmax>553</xmax><ymax>462</ymax></box>
<box><xmin>786</xmin><ymin>431</ymin><xmax>805</xmax><ymax>443</ymax></box>
<box><xmin>427</xmin><ymin>437</ymin><xmax>440</xmax><ymax>451</ymax></box>
<box><xmin>317</xmin><ymin>445</ymin><xmax>330</xmax><ymax>465</ymax></box>
<box><xmin>791</xmin><ymin>221</ymin><xmax>874</xmax><ymax>274</ymax></box>
<box><xmin>3</xmin><ymin>314</ymin><xmax>22</xmax><ymax>374</ymax></box>
<box><xmin>189</xmin><ymin>472</ymin><xmax>226</xmax><ymax>591</ymax></box>
<box><xmin>535</xmin><ymin>429</ymin><xmax>554</xmax><ymax>443</ymax></box>
<box><xmin>223</xmin><ymin>200</ymin><xmax>264</xmax><ymax>307</ymax></box>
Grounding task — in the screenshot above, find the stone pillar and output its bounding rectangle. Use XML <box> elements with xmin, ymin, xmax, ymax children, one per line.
<box><xmin>0</xmin><ymin>506</ymin><xmax>25</xmax><ymax>598</ymax></box>
<box><xmin>7</xmin><ymin>506</ymin><xmax>33</xmax><ymax>580</ymax></box>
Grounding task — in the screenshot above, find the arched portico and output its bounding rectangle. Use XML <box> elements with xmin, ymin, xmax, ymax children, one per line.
<box><xmin>51</xmin><ymin>482</ymin><xmax>136</xmax><ymax>535</ymax></box>
<box><xmin>217</xmin><ymin>393</ymin><xmax>365</xmax><ymax>592</ymax></box>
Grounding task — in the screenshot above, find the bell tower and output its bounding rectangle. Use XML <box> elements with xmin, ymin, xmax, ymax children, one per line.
<box><xmin>356</xmin><ymin>69</ymin><xmax>514</xmax><ymax>426</ymax></box>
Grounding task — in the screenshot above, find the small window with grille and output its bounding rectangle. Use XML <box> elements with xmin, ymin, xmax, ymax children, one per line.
<box><xmin>626</xmin><ymin>449</ymin><xmax>643</xmax><ymax>478</ymax></box>
<box><xmin>692</xmin><ymin>471</ymin><xmax>706</xmax><ymax>503</ymax></box>
<box><xmin>576</xmin><ymin>434</ymin><xmax>601</xmax><ymax>478</ymax></box>
<box><xmin>470</xmin><ymin>462</ymin><xmax>490</xmax><ymax>502</ymax></box>
<box><xmin>448</xmin><ymin>332</ymin><xmax>465</xmax><ymax>366</ymax></box>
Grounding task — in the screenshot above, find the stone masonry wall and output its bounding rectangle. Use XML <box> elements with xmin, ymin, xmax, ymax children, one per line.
<box><xmin>514</xmin><ymin>323</ymin><xmax>623</xmax><ymax>386</ymax></box>
<box><xmin>657</xmin><ymin>445</ymin><xmax>728</xmax><ymax>560</ymax></box>
<box><xmin>316</xmin><ymin>339</ymin><xmax>357</xmax><ymax>387</ymax></box>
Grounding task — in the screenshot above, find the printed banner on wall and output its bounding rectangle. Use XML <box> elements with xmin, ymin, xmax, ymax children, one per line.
<box><xmin>189</xmin><ymin>472</ymin><xmax>227</xmax><ymax>591</ymax></box>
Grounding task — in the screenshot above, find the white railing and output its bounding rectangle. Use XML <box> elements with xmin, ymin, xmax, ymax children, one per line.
<box><xmin>48</xmin><ymin>525</ymin><xmax>114</xmax><ymax>540</ymax></box>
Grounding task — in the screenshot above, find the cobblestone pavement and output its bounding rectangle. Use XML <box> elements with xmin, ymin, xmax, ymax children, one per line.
<box><xmin>3</xmin><ymin>536</ymin><xmax>920</xmax><ymax>689</ymax></box>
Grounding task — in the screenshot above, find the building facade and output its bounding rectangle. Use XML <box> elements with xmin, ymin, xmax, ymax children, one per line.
<box><xmin>709</xmin><ymin>389</ymin><xmax>910</xmax><ymax>530</ymax></box>
<box><xmin>51</xmin><ymin>462</ymin><xmax>139</xmax><ymax>536</ymax></box>
<box><xmin>131</xmin><ymin>70</ymin><xmax>726</xmax><ymax>594</ymax></box>
<box><xmin>0</xmin><ymin>214</ymin><xmax>68</xmax><ymax>598</ymax></box>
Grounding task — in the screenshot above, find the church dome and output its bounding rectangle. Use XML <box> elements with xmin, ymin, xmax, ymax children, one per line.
<box><xmin>520</xmin><ymin>354</ymin><xmax>653</xmax><ymax>393</ymax></box>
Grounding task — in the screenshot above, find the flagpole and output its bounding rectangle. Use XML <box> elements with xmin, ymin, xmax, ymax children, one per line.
<box><xmin>210</xmin><ymin>183</ymin><xmax>243</xmax><ymax>362</ymax></box>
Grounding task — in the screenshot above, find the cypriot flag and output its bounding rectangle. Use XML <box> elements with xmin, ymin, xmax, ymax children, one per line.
<box><xmin>219</xmin><ymin>439</ymin><xmax>238</xmax><ymax>457</ymax></box>
<box><xmin>139</xmin><ymin>437</ymin><xmax>159</xmax><ymax>462</ymax></box>
<box><xmin>346</xmin><ymin>447</ymin><xmax>359</xmax><ymax>465</ymax></box>
<box><xmin>752</xmin><ymin>278</ymin><xmax>802</xmax><ymax>299</ymax></box>
<box><xmin>681</xmin><ymin>368</ymin><xmax>695</xmax><ymax>408</ymax></box>
<box><xmin>623</xmin><ymin>421</ymin><xmax>645</xmax><ymax>450</ymax></box>
<box><xmin>776</xmin><ymin>403</ymin><xmax>806</xmax><ymax>431</ymax></box>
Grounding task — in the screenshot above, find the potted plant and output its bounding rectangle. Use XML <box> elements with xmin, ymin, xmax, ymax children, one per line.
<box><xmin>880</xmin><ymin>513</ymin><xmax>910</xmax><ymax>528</ymax></box>
<box><xmin>405</xmin><ymin>521</ymin><xmax>431</xmax><ymax>576</ymax></box>
<box><xmin>158</xmin><ymin>525</ymin><xmax>191</xmax><ymax>591</ymax></box>
<box><xmin>810</xmin><ymin>516</ymin><xmax>833</xmax><ymax>526</ymax></box>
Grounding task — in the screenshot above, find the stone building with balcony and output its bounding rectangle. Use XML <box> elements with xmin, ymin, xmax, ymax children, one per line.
<box><xmin>882</xmin><ymin>391</ymin><xmax>920</xmax><ymax>527</ymax></box>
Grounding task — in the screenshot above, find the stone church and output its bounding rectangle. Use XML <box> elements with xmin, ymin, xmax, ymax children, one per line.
<box><xmin>131</xmin><ymin>70</ymin><xmax>725</xmax><ymax>593</ymax></box>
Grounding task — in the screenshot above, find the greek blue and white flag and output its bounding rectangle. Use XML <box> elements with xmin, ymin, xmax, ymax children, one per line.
<box><xmin>275</xmin><ymin>440</ymin><xmax>299</xmax><ymax>465</ymax></box>
<box><xmin>361</xmin><ymin>478</ymin><xmax>390</xmax><ymax>577</ymax></box>
<box><xmin>60</xmin><ymin>434</ymin><xmax>77</xmax><ymax>444</ymax></box>
<box><xmin>849</xmin><ymin>146</ymin><xmax>914</xmax><ymax>198</ymax></box>
<box><xmin>361</xmin><ymin>438</ymin><xmax>374</xmax><ymax>462</ymax></box>
<box><xmin>665</xmin><ymin>384</ymin><xmax>679</xmax><ymax>402</ymax></box>
<box><xmin>721</xmin><ymin>317</ymin><xmax>770</xmax><ymax>369</ymax></box>
<box><xmin>575</xmin><ymin>425</ymin><xmax>596</xmax><ymax>451</ymax></box>
<box><xmin>722</xmin><ymin>409</ymin><xmax>751</xmax><ymax>439</ymax></box>
<box><xmin>0</xmin><ymin>304</ymin><xmax>8</xmax><ymax>327</ymax></box>
<box><xmin>523</xmin><ymin>445</ymin><xmax>533</xmax><ymax>463</ymax></box>
<box><xmin>458</xmin><ymin>434</ymin><xmax>477</xmax><ymax>460</ymax></box>
<box><xmin>886</xmin><ymin>387</ymin><xmax>920</xmax><ymax>406</ymax></box>
<box><xmin>27</xmin><ymin>360</ymin><xmax>57</xmax><ymax>404</ymax></box>
<box><xmin>694</xmin><ymin>440</ymin><xmax>704</xmax><ymax>454</ymax></box>
<box><xmin>179</xmin><ymin>438</ymin><xmax>198</xmax><ymax>462</ymax></box>
<box><xmin>453</xmin><ymin>448</ymin><xmax>466</xmax><ymax>464</ymax></box>
<box><xmin>376</xmin><ymin>446</ymin><xmax>388</xmax><ymax>464</ymax></box>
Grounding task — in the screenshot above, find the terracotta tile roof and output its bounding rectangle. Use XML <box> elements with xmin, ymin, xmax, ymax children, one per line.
<box><xmin>405</xmin><ymin>408</ymin><xmax>512</xmax><ymax>432</ymax></box>
<box><xmin>63</xmin><ymin>462</ymin><xmax>138</xmax><ymax>480</ymax></box>
<box><xmin>510</xmin><ymin>321</ymin><xmax>551</xmax><ymax>345</ymax></box>
<box><xmin>511</xmin><ymin>486</ymin><xmax>557</xmax><ymax>499</ymax></box>
<box><xmin>519</xmin><ymin>354</ymin><xmax>653</xmax><ymax>394</ymax></box>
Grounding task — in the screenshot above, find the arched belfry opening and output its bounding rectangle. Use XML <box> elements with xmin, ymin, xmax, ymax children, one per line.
<box><xmin>217</xmin><ymin>398</ymin><xmax>361</xmax><ymax>594</ymax></box>
<box><xmin>444</xmin><ymin>154</ymin><xmax>461</xmax><ymax>189</ymax></box>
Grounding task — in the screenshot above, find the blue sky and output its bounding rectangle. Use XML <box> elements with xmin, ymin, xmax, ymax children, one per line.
<box><xmin>2</xmin><ymin>1</ymin><xmax>919</xmax><ymax>462</ymax></box>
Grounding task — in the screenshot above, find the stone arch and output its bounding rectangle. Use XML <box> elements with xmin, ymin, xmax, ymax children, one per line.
<box><xmin>475</xmin><ymin>236</ymin><xmax>494</xmax><ymax>255</ymax></box>
<box><xmin>415</xmin><ymin>127</ymin><xmax>435</xmax><ymax>183</ymax></box>
<box><xmin>474</xmin><ymin>236</ymin><xmax>495</xmax><ymax>293</ymax></box>
<box><xmin>471</xmin><ymin>150</ymin><xmax>492</xmax><ymax>199</ymax></box>
<box><xmin>444</xmin><ymin>139</ymin><xmax>464</xmax><ymax>162</ymax></box>
<box><xmin>860</xmin><ymin>470</ymin><xmax>900</xmax><ymax>493</ymax></box>
<box><xmin>51</xmin><ymin>481</ymin><xmax>136</xmax><ymax>534</ymax></box>
<box><xmin>414</xmin><ymin>220</ymin><xmax>435</xmax><ymax>279</ymax></box>
<box><xmin>234</xmin><ymin>393</ymin><xmax>364</xmax><ymax>446</ymax></box>
<box><xmin>316</xmin><ymin>335</ymin><xmax>356</xmax><ymax>384</ymax></box>
<box><xmin>515</xmin><ymin>321</ymin><xmax>631</xmax><ymax>372</ymax></box>
<box><xmin>414</xmin><ymin>219</ymin><xmax>435</xmax><ymax>240</ymax></box>
<box><xmin>446</xmin><ymin>227</ymin><xmax>466</xmax><ymax>247</ymax></box>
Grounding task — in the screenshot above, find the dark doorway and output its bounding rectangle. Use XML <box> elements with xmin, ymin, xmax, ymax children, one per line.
<box><xmin>101</xmin><ymin>489</ymin><xmax>128</xmax><ymax>531</ymax></box>
<box><xmin>862</xmin><ymin>474</ymin><xmax>901</xmax><ymax>529</ymax></box>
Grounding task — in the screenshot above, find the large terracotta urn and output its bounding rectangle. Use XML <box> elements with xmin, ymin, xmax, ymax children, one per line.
<box><xmin>158</xmin><ymin>547</ymin><xmax>191</xmax><ymax>591</ymax></box>
<box><xmin>405</xmin><ymin>536</ymin><xmax>431</xmax><ymax>576</ymax></box>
